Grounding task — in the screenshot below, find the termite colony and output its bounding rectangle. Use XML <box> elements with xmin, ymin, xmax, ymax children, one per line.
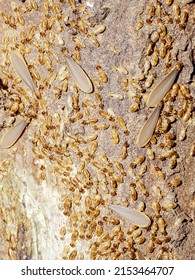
<box><xmin>0</xmin><ymin>0</ymin><xmax>194</xmax><ymax>260</ymax></box>
<box><xmin>128</xmin><ymin>0</ymin><xmax>194</xmax><ymax>258</ymax></box>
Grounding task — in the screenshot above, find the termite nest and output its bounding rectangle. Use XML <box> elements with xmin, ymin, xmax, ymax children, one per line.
<box><xmin>0</xmin><ymin>0</ymin><xmax>194</xmax><ymax>260</ymax></box>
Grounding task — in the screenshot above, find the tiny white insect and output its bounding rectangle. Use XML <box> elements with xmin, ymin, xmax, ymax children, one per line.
<box><xmin>65</xmin><ymin>55</ymin><xmax>93</xmax><ymax>93</ymax></box>
<box><xmin>146</xmin><ymin>67</ymin><xmax>179</xmax><ymax>107</ymax></box>
<box><xmin>10</xmin><ymin>50</ymin><xmax>35</xmax><ymax>92</ymax></box>
<box><xmin>136</xmin><ymin>104</ymin><xmax>162</xmax><ymax>147</ymax></box>
<box><xmin>109</xmin><ymin>204</ymin><xmax>151</xmax><ymax>228</ymax></box>
<box><xmin>0</xmin><ymin>120</ymin><xmax>27</xmax><ymax>149</ymax></box>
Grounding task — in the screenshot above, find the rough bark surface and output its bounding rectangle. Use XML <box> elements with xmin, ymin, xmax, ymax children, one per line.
<box><xmin>0</xmin><ymin>0</ymin><xmax>194</xmax><ymax>260</ymax></box>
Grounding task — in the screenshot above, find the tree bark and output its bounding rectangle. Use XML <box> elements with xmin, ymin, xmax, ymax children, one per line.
<box><xmin>0</xmin><ymin>0</ymin><xmax>194</xmax><ymax>260</ymax></box>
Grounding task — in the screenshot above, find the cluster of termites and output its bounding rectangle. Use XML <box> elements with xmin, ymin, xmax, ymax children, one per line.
<box><xmin>0</xmin><ymin>0</ymin><xmax>194</xmax><ymax>260</ymax></box>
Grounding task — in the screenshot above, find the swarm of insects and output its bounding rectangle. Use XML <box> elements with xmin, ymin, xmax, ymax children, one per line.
<box><xmin>0</xmin><ymin>0</ymin><xmax>194</xmax><ymax>260</ymax></box>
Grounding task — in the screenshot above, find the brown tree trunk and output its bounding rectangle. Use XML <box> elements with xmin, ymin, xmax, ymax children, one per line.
<box><xmin>0</xmin><ymin>0</ymin><xmax>194</xmax><ymax>260</ymax></box>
